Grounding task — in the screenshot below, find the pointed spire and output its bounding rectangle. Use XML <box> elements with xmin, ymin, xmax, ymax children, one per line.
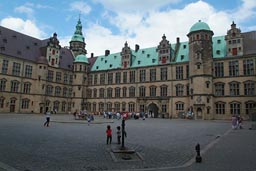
<box><xmin>71</xmin><ymin>15</ymin><xmax>85</xmax><ymax>43</ymax></box>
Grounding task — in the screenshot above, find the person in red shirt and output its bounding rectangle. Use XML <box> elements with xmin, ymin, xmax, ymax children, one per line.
<box><xmin>106</xmin><ymin>125</ymin><xmax>112</xmax><ymax>144</ymax></box>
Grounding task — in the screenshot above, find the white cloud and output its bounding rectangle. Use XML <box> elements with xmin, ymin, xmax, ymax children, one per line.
<box><xmin>94</xmin><ymin>0</ymin><xmax>180</xmax><ymax>12</ymax></box>
<box><xmin>0</xmin><ymin>17</ymin><xmax>46</xmax><ymax>39</ymax></box>
<box><xmin>61</xmin><ymin>0</ymin><xmax>255</xmax><ymax>56</ymax></box>
<box><xmin>14</xmin><ymin>5</ymin><xmax>34</xmax><ymax>16</ymax></box>
<box><xmin>70</xmin><ymin>1</ymin><xmax>91</xmax><ymax>15</ymax></box>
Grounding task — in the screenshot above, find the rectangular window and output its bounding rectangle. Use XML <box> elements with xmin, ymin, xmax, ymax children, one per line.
<box><xmin>176</xmin><ymin>103</ymin><xmax>184</xmax><ymax>110</ymax></box>
<box><xmin>64</xmin><ymin>74</ymin><xmax>68</xmax><ymax>84</ymax></box>
<box><xmin>99</xmin><ymin>89</ymin><xmax>105</xmax><ymax>98</ymax></box>
<box><xmin>115</xmin><ymin>88</ymin><xmax>121</xmax><ymax>98</ymax></box>
<box><xmin>230</xmin><ymin>103</ymin><xmax>240</xmax><ymax>115</ymax></box>
<box><xmin>160</xmin><ymin>86</ymin><xmax>167</xmax><ymax>96</ymax></box>
<box><xmin>230</xmin><ymin>82</ymin><xmax>240</xmax><ymax>96</ymax></box>
<box><xmin>1</xmin><ymin>59</ymin><xmax>8</xmax><ymax>74</ymax></box>
<box><xmin>129</xmin><ymin>87</ymin><xmax>135</xmax><ymax>97</ymax></box>
<box><xmin>123</xmin><ymin>72</ymin><xmax>127</xmax><ymax>83</ymax></box>
<box><xmin>0</xmin><ymin>79</ymin><xmax>6</xmax><ymax>91</ymax></box>
<box><xmin>115</xmin><ymin>72</ymin><xmax>121</xmax><ymax>84</ymax></box>
<box><xmin>108</xmin><ymin>73</ymin><xmax>113</xmax><ymax>84</ymax></box>
<box><xmin>139</xmin><ymin>86</ymin><xmax>146</xmax><ymax>97</ymax></box>
<box><xmin>246</xmin><ymin>102</ymin><xmax>256</xmax><ymax>115</ymax></box>
<box><xmin>244</xmin><ymin>81</ymin><xmax>255</xmax><ymax>95</ymax></box>
<box><xmin>56</xmin><ymin>72</ymin><xmax>62</xmax><ymax>83</ymax></box>
<box><xmin>25</xmin><ymin>65</ymin><xmax>33</xmax><ymax>78</ymax></box>
<box><xmin>123</xmin><ymin>87</ymin><xmax>127</xmax><ymax>97</ymax></box>
<box><xmin>229</xmin><ymin>60</ymin><xmax>239</xmax><ymax>76</ymax></box>
<box><xmin>128</xmin><ymin>103</ymin><xmax>135</xmax><ymax>112</ymax></box>
<box><xmin>160</xmin><ymin>67</ymin><xmax>167</xmax><ymax>81</ymax></box>
<box><xmin>69</xmin><ymin>75</ymin><xmax>73</xmax><ymax>84</ymax></box>
<box><xmin>243</xmin><ymin>59</ymin><xmax>254</xmax><ymax>76</ymax></box>
<box><xmin>12</xmin><ymin>62</ymin><xmax>21</xmax><ymax>76</ymax></box>
<box><xmin>214</xmin><ymin>62</ymin><xmax>224</xmax><ymax>77</ymax></box>
<box><xmin>100</xmin><ymin>73</ymin><xmax>105</xmax><ymax>84</ymax></box>
<box><xmin>176</xmin><ymin>66</ymin><xmax>183</xmax><ymax>80</ymax></box>
<box><xmin>215</xmin><ymin>103</ymin><xmax>225</xmax><ymax>114</ymax></box>
<box><xmin>162</xmin><ymin>104</ymin><xmax>167</xmax><ymax>113</ymax></box>
<box><xmin>11</xmin><ymin>81</ymin><xmax>19</xmax><ymax>92</ymax></box>
<box><xmin>47</xmin><ymin>70</ymin><xmax>54</xmax><ymax>81</ymax></box>
<box><xmin>215</xmin><ymin>83</ymin><xmax>225</xmax><ymax>96</ymax></box>
<box><xmin>176</xmin><ymin>84</ymin><xmax>184</xmax><ymax>96</ymax></box>
<box><xmin>0</xmin><ymin>98</ymin><xmax>4</xmax><ymax>108</ymax></box>
<box><xmin>107</xmin><ymin>88</ymin><xmax>112</xmax><ymax>98</ymax></box>
<box><xmin>23</xmin><ymin>83</ymin><xmax>31</xmax><ymax>93</ymax></box>
<box><xmin>186</xmin><ymin>65</ymin><xmax>189</xmax><ymax>79</ymax></box>
<box><xmin>94</xmin><ymin>74</ymin><xmax>98</xmax><ymax>85</ymax></box>
<box><xmin>150</xmin><ymin>69</ymin><xmax>156</xmax><ymax>81</ymax></box>
<box><xmin>139</xmin><ymin>69</ymin><xmax>146</xmax><ymax>82</ymax></box>
<box><xmin>150</xmin><ymin>86</ymin><xmax>156</xmax><ymax>97</ymax></box>
<box><xmin>21</xmin><ymin>99</ymin><xmax>29</xmax><ymax>109</ymax></box>
<box><xmin>130</xmin><ymin>70</ymin><xmax>135</xmax><ymax>83</ymax></box>
<box><xmin>88</xmin><ymin>75</ymin><xmax>93</xmax><ymax>85</ymax></box>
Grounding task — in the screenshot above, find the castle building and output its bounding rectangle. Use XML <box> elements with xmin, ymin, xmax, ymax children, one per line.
<box><xmin>0</xmin><ymin>19</ymin><xmax>255</xmax><ymax>120</ymax></box>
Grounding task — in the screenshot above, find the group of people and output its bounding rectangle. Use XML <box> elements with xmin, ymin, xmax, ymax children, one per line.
<box><xmin>231</xmin><ymin>115</ymin><xmax>243</xmax><ymax>129</ymax></box>
<box><xmin>106</xmin><ymin>125</ymin><xmax>127</xmax><ymax>145</ymax></box>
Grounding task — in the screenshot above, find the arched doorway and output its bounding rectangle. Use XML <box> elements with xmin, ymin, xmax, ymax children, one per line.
<box><xmin>196</xmin><ymin>107</ymin><xmax>203</xmax><ymax>119</ymax></box>
<box><xmin>148</xmin><ymin>103</ymin><xmax>159</xmax><ymax>118</ymax></box>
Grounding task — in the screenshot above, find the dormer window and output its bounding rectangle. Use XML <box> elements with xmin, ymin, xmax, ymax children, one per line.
<box><xmin>3</xmin><ymin>38</ymin><xmax>7</xmax><ymax>43</ymax></box>
<box><xmin>96</xmin><ymin>66</ymin><xmax>99</xmax><ymax>69</ymax></box>
<box><xmin>138</xmin><ymin>61</ymin><xmax>141</xmax><ymax>65</ymax></box>
<box><xmin>183</xmin><ymin>45</ymin><xmax>186</xmax><ymax>49</ymax></box>
<box><xmin>109</xmin><ymin>64</ymin><xmax>112</xmax><ymax>68</ymax></box>
<box><xmin>105</xmin><ymin>60</ymin><xmax>107</xmax><ymax>63</ymax></box>
<box><xmin>216</xmin><ymin>50</ymin><xmax>220</xmax><ymax>55</ymax></box>
<box><xmin>217</xmin><ymin>39</ymin><xmax>221</xmax><ymax>44</ymax></box>
<box><xmin>181</xmin><ymin>55</ymin><xmax>184</xmax><ymax>60</ymax></box>
<box><xmin>152</xmin><ymin>59</ymin><xmax>156</xmax><ymax>63</ymax></box>
<box><xmin>142</xmin><ymin>50</ymin><xmax>145</xmax><ymax>54</ymax></box>
<box><xmin>147</xmin><ymin>54</ymin><xmax>150</xmax><ymax>57</ymax></box>
<box><xmin>101</xmin><ymin>58</ymin><xmax>103</xmax><ymax>61</ymax></box>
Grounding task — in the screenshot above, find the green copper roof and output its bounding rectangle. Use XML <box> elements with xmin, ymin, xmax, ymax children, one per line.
<box><xmin>131</xmin><ymin>47</ymin><xmax>158</xmax><ymax>68</ymax></box>
<box><xmin>71</xmin><ymin>18</ymin><xmax>85</xmax><ymax>43</ymax></box>
<box><xmin>90</xmin><ymin>35</ymin><xmax>227</xmax><ymax>71</ymax></box>
<box><xmin>212</xmin><ymin>36</ymin><xmax>227</xmax><ymax>58</ymax></box>
<box><xmin>91</xmin><ymin>52</ymin><xmax>122</xmax><ymax>71</ymax></box>
<box><xmin>189</xmin><ymin>20</ymin><xmax>211</xmax><ymax>33</ymax></box>
<box><xmin>74</xmin><ymin>54</ymin><xmax>89</xmax><ymax>63</ymax></box>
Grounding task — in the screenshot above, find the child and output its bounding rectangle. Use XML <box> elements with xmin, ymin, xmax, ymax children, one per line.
<box><xmin>117</xmin><ymin>126</ymin><xmax>121</xmax><ymax>144</ymax></box>
<box><xmin>106</xmin><ymin>125</ymin><xmax>112</xmax><ymax>144</ymax></box>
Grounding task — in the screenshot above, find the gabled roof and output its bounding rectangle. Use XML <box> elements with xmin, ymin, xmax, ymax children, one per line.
<box><xmin>0</xmin><ymin>26</ymin><xmax>74</xmax><ymax>70</ymax></box>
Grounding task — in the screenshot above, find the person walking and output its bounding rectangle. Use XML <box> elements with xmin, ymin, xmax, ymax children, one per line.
<box><xmin>106</xmin><ymin>125</ymin><xmax>112</xmax><ymax>144</ymax></box>
<box><xmin>117</xmin><ymin>126</ymin><xmax>121</xmax><ymax>144</ymax></box>
<box><xmin>44</xmin><ymin>109</ymin><xmax>51</xmax><ymax>127</ymax></box>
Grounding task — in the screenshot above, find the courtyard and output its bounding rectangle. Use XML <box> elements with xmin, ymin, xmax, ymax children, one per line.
<box><xmin>0</xmin><ymin>114</ymin><xmax>255</xmax><ymax>171</ymax></box>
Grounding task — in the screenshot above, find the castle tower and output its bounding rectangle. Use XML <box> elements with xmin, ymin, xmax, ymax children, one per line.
<box><xmin>72</xmin><ymin>54</ymin><xmax>89</xmax><ymax>111</ymax></box>
<box><xmin>69</xmin><ymin>17</ymin><xmax>87</xmax><ymax>57</ymax></box>
<box><xmin>187</xmin><ymin>20</ymin><xmax>214</xmax><ymax>119</ymax></box>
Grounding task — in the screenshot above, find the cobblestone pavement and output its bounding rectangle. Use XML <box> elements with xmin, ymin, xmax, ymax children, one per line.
<box><xmin>0</xmin><ymin>114</ymin><xmax>255</xmax><ymax>171</ymax></box>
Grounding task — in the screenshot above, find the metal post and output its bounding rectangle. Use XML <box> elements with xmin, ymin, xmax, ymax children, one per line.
<box><xmin>121</xmin><ymin>118</ymin><xmax>125</xmax><ymax>149</ymax></box>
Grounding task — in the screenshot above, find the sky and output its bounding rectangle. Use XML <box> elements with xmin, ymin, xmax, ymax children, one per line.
<box><xmin>0</xmin><ymin>0</ymin><xmax>256</xmax><ymax>56</ymax></box>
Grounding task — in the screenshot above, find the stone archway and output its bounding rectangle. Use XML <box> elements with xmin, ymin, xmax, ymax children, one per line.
<box><xmin>148</xmin><ymin>103</ymin><xmax>159</xmax><ymax>118</ymax></box>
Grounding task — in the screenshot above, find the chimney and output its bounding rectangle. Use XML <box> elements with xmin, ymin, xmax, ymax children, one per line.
<box><xmin>105</xmin><ymin>50</ymin><xmax>110</xmax><ymax>56</ymax></box>
<box><xmin>135</xmin><ymin>44</ymin><xmax>140</xmax><ymax>52</ymax></box>
<box><xmin>176</xmin><ymin>37</ymin><xmax>180</xmax><ymax>44</ymax></box>
<box><xmin>91</xmin><ymin>53</ymin><xmax>94</xmax><ymax>58</ymax></box>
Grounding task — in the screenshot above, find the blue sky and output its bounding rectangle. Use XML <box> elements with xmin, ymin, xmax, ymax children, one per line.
<box><xmin>0</xmin><ymin>0</ymin><xmax>256</xmax><ymax>56</ymax></box>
